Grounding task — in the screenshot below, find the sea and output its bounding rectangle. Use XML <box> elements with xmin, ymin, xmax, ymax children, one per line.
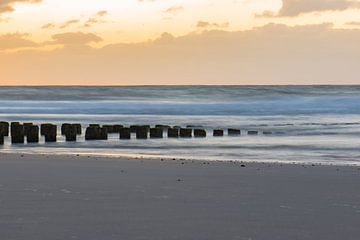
<box><xmin>0</xmin><ymin>85</ymin><xmax>360</xmax><ymax>165</ymax></box>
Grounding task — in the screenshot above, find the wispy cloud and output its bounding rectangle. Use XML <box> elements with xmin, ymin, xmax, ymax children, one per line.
<box><xmin>51</xmin><ymin>32</ymin><xmax>102</xmax><ymax>46</ymax></box>
<box><xmin>60</xmin><ymin>19</ymin><xmax>80</xmax><ymax>29</ymax></box>
<box><xmin>0</xmin><ymin>0</ymin><xmax>42</xmax><ymax>15</ymax></box>
<box><xmin>95</xmin><ymin>10</ymin><xmax>108</xmax><ymax>17</ymax></box>
<box><xmin>163</xmin><ymin>5</ymin><xmax>184</xmax><ymax>15</ymax></box>
<box><xmin>258</xmin><ymin>0</ymin><xmax>360</xmax><ymax>17</ymax></box>
<box><xmin>197</xmin><ymin>21</ymin><xmax>229</xmax><ymax>29</ymax></box>
<box><xmin>41</xmin><ymin>23</ymin><xmax>55</xmax><ymax>29</ymax></box>
<box><xmin>0</xmin><ymin>32</ymin><xmax>38</xmax><ymax>50</ymax></box>
<box><xmin>83</xmin><ymin>10</ymin><xmax>108</xmax><ymax>27</ymax></box>
<box><xmin>346</xmin><ymin>21</ymin><xmax>360</xmax><ymax>25</ymax></box>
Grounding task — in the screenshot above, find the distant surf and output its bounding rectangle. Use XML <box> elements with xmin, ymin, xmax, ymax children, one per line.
<box><xmin>1</xmin><ymin>86</ymin><xmax>360</xmax><ymax>165</ymax></box>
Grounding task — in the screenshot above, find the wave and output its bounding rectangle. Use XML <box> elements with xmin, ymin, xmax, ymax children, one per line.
<box><xmin>1</xmin><ymin>86</ymin><xmax>360</xmax><ymax>165</ymax></box>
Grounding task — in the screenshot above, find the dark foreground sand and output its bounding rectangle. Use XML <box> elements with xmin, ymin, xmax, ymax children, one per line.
<box><xmin>0</xmin><ymin>153</ymin><xmax>359</xmax><ymax>240</ymax></box>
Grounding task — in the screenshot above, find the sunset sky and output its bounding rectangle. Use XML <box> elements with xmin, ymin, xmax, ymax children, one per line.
<box><xmin>1</xmin><ymin>0</ymin><xmax>360</xmax><ymax>85</ymax></box>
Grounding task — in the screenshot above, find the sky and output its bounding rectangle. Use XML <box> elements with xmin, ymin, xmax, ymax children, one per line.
<box><xmin>1</xmin><ymin>0</ymin><xmax>360</xmax><ymax>85</ymax></box>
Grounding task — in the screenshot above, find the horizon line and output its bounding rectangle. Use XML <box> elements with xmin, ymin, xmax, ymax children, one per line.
<box><xmin>1</xmin><ymin>84</ymin><xmax>359</xmax><ymax>87</ymax></box>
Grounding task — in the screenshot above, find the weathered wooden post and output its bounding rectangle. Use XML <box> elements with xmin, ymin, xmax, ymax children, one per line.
<box><xmin>155</xmin><ymin>125</ymin><xmax>170</xmax><ymax>129</ymax></box>
<box><xmin>0</xmin><ymin>121</ymin><xmax>9</xmax><ymax>136</ymax></box>
<box><xmin>85</xmin><ymin>126</ymin><xmax>99</xmax><ymax>140</ymax></box>
<box><xmin>11</xmin><ymin>123</ymin><xmax>24</xmax><ymax>144</ymax></box>
<box><xmin>150</xmin><ymin>127</ymin><xmax>163</xmax><ymax>138</ymax></box>
<box><xmin>44</xmin><ymin>124</ymin><xmax>57</xmax><ymax>142</ymax></box>
<box><xmin>61</xmin><ymin>123</ymin><xmax>81</xmax><ymax>135</ymax></box>
<box><xmin>85</xmin><ymin>126</ymin><xmax>107</xmax><ymax>140</ymax></box>
<box><xmin>119</xmin><ymin>127</ymin><xmax>131</xmax><ymax>139</ymax></box>
<box><xmin>167</xmin><ymin>128</ymin><xmax>179</xmax><ymax>138</ymax></box>
<box><xmin>136</xmin><ymin>126</ymin><xmax>148</xmax><ymax>139</ymax></box>
<box><xmin>65</xmin><ymin>125</ymin><xmax>77</xmax><ymax>142</ymax></box>
<box><xmin>0</xmin><ymin>124</ymin><xmax>5</xmax><ymax>144</ymax></box>
<box><xmin>73</xmin><ymin>124</ymin><xmax>82</xmax><ymax>135</ymax></box>
<box><xmin>130</xmin><ymin>125</ymin><xmax>139</xmax><ymax>133</ymax></box>
<box><xmin>11</xmin><ymin>122</ymin><xmax>20</xmax><ymax>134</ymax></box>
<box><xmin>194</xmin><ymin>129</ymin><xmax>206</xmax><ymax>138</ymax></box>
<box><xmin>27</xmin><ymin>125</ymin><xmax>39</xmax><ymax>143</ymax></box>
<box><xmin>228</xmin><ymin>129</ymin><xmax>241</xmax><ymax>136</ymax></box>
<box><xmin>103</xmin><ymin>125</ymin><xmax>114</xmax><ymax>133</ymax></box>
<box><xmin>113</xmin><ymin>125</ymin><xmax>123</xmax><ymax>133</ymax></box>
<box><xmin>248</xmin><ymin>131</ymin><xmax>258</xmax><ymax>135</ymax></box>
<box><xmin>41</xmin><ymin>123</ymin><xmax>51</xmax><ymax>135</ymax></box>
<box><xmin>61</xmin><ymin>123</ymin><xmax>71</xmax><ymax>135</ymax></box>
<box><xmin>0</xmin><ymin>123</ymin><xmax>5</xmax><ymax>144</ymax></box>
<box><xmin>213</xmin><ymin>129</ymin><xmax>224</xmax><ymax>137</ymax></box>
<box><xmin>100</xmin><ymin>127</ymin><xmax>108</xmax><ymax>140</ymax></box>
<box><xmin>23</xmin><ymin>123</ymin><xmax>33</xmax><ymax>136</ymax></box>
<box><xmin>180</xmin><ymin>128</ymin><xmax>192</xmax><ymax>138</ymax></box>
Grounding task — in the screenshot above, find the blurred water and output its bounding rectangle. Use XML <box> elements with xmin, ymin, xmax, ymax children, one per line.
<box><xmin>0</xmin><ymin>86</ymin><xmax>359</xmax><ymax>165</ymax></box>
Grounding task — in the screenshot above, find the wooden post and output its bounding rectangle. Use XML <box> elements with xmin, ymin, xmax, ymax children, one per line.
<box><xmin>27</xmin><ymin>125</ymin><xmax>39</xmax><ymax>143</ymax></box>
<box><xmin>74</xmin><ymin>124</ymin><xmax>82</xmax><ymax>135</ymax></box>
<box><xmin>136</xmin><ymin>126</ymin><xmax>148</xmax><ymax>139</ymax></box>
<box><xmin>100</xmin><ymin>128</ymin><xmax>108</xmax><ymax>140</ymax></box>
<box><xmin>119</xmin><ymin>127</ymin><xmax>131</xmax><ymax>139</ymax></box>
<box><xmin>85</xmin><ymin>126</ymin><xmax>99</xmax><ymax>140</ymax></box>
<box><xmin>11</xmin><ymin>124</ymin><xmax>24</xmax><ymax>144</ymax></box>
<box><xmin>113</xmin><ymin>125</ymin><xmax>123</xmax><ymax>133</ymax></box>
<box><xmin>248</xmin><ymin>131</ymin><xmax>258</xmax><ymax>135</ymax></box>
<box><xmin>167</xmin><ymin>128</ymin><xmax>179</xmax><ymax>138</ymax></box>
<box><xmin>150</xmin><ymin>128</ymin><xmax>163</xmax><ymax>138</ymax></box>
<box><xmin>194</xmin><ymin>129</ymin><xmax>206</xmax><ymax>138</ymax></box>
<box><xmin>213</xmin><ymin>129</ymin><xmax>224</xmax><ymax>137</ymax></box>
<box><xmin>180</xmin><ymin>128</ymin><xmax>192</xmax><ymax>138</ymax></box>
<box><xmin>228</xmin><ymin>129</ymin><xmax>241</xmax><ymax>136</ymax></box>
<box><xmin>44</xmin><ymin>124</ymin><xmax>57</xmax><ymax>142</ymax></box>
<box><xmin>0</xmin><ymin>121</ymin><xmax>9</xmax><ymax>136</ymax></box>
<box><xmin>61</xmin><ymin>123</ymin><xmax>71</xmax><ymax>135</ymax></box>
<box><xmin>0</xmin><ymin>132</ymin><xmax>4</xmax><ymax>145</ymax></box>
<box><xmin>65</xmin><ymin>125</ymin><xmax>77</xmax><ymax>142</ymax></box>
<box><xmin>103</xmin><ymin>125</ymin><xmax>114</xmax><ymax>133</ymax></box>
<box><xmin>23</xmin><ymin>123</ymin><xmax>33</xmax><ymax>136</ymax></box>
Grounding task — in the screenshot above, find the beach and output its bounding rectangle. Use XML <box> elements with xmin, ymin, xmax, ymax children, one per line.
<box><xmin>0</xmin><ymin>153</ymin><xmax>359</xmax><ymax>240</ymax></box>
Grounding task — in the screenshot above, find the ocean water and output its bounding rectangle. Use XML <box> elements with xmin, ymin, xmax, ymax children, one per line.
<box><xmin>0</xmin><ymin>86</ymin><xmax>360</xmax><ymax>165</ymax></box>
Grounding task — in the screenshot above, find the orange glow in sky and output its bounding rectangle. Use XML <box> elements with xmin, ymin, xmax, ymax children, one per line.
<box><xmin>1</xmin><ymin>0</ymin><xmax>360</xmax><ymax>85</ymax></box>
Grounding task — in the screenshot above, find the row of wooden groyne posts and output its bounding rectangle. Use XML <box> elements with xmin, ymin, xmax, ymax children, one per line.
<box><xmin>0</xmin><ymin>121</ymin><xmax>271</xmax><ymax>144</ymax></box>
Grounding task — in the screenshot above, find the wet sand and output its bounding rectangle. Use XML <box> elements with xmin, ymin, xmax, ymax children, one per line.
<box><xmin>0</xmin><ymin>153</ymin><xmax>359</xmax><ymax>240</ymax></box>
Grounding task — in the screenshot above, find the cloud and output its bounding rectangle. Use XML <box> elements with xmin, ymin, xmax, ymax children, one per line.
<box><xmin>0</xmin><ymin>0</ymin><xmax>41</xmax><ymax>15</ymax></box>
<box><xmin>153</xmin><ymin>32</ymin><xmax>175</xmax><ymax>44</ymax></box>
<box><xmin>163</xmin><ymin>5</ymin><xmax>184</xmax><ymax>15</ymax></box>
<box><xmin>51</xmin><ymin>32</ymin><xmax>102</xmax><ymax>46</ymax></box>
<box><xmin>41</xmin><ymin>23</ymin><xmax>55</xmax><ymax>29</ymax></box>
<box><xmin>0</xmin><ymin>32</ymin><xmax>38</xmax><ymax>50</ymax></box>
<box><xmin>258</xmin><ymin>0</ymin><xmax>360</xmax><ymax>17</ymax></box>
<box><xmin>346</xmin><ymin>21</ymin><xmax>360</xmax><ymax>25</ymax></box>
<box><xmin>197</xmin><ymin>21</ymin><xmax>230</xmax><ymax>29</ymax></box>
<box><xmin>84</xmin><ymin>18</ymin><xmax>100</xmax><ymax>28</ymax></box>
<box><xmin>83</xmin><ymin>10</ymin><xmax>107</xmax><ymax>27</ymax></box>
<box><xmin>1</xmin><ymin>23</ymin><xmax>360</xmax><ymax>85</ymax></box>
<box><xmin>60</xmin><ymin>19</ymin><xmax>80</xmax><ymax>29</ymax></box>
<box><xmin>95</xmin><ymin>10</ymin><xmax>107</xmax><ymax>17</ymax></box>
<box><xmin>41</xmin><ymin>11</ymin><xmax>107</xmax><ymax>30</ymax></box>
